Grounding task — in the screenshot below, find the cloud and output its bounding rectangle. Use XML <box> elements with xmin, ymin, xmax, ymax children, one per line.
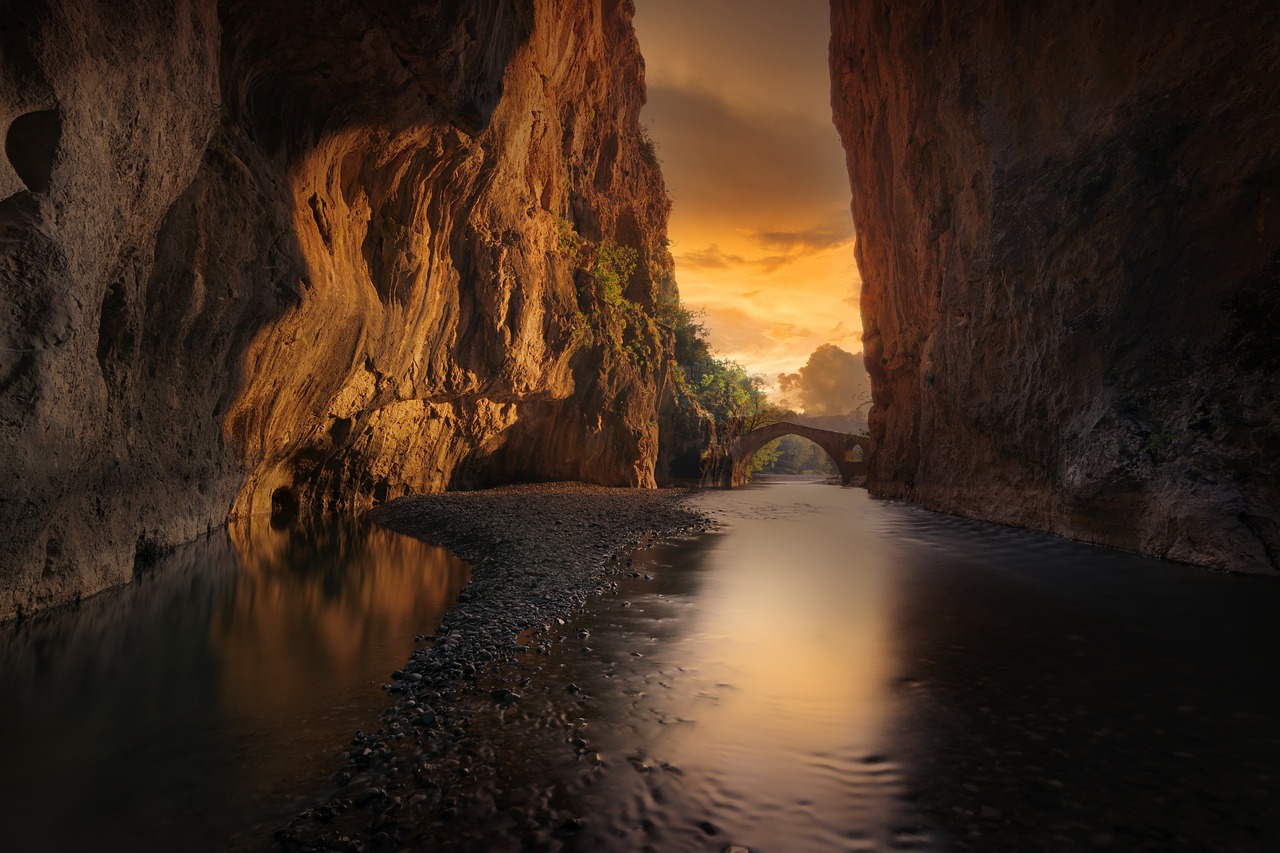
<box><xmin>752</xmin><ymin>225</ymin><xmax>854</xmax><ymax>254</ymax></box>
<box><xmin>678</xmin><ymin>219</ymin><xmax>854</xmax><ymax>275</ymax></box>
<box><xmin>643</xmin><ymin>84</ymin><xmax>851</xmax><ymax>224</ymax></box>
<box><xmin>695</xmin><ymin>303</ymin><xmax>773</xmax><ymax>355</ymax></box>
<box><xmin>766</xmin><ymin>323</ymin><xmax>813</xmax><ymax>343</ymax></box>
<box><xmin>828</xmin><ymin>321</ymin><xmax>859</xmax><ymax>342</ymax></box>
<box><xmin>677</xmin><ymin>244</ymin><xmax>748</xmax><ymax>270</ymax></box>
<box><xmin>779</xmin><ymin>343</ymin><xmax>871</xmax><ymax>416</ymax></box>
<box><xmin>749</xmin><ymin>224</ymin><xmax>856</xmax><ymax>272</ymax></box>
<box><xmin>633</xmin><ymin>0</ymin><xmax>836</xmax><ymax>127</ymax></box>
<box><xmin>632</xmin><ymin>1</ymin><xmax>865</xmax><ymax>379</ymax></box>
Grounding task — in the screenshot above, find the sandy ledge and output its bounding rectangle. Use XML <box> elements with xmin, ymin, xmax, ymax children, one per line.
<box><xmin>274</xmin><ymin>482</ymin><xmax>712</xmax><ymax>851</ymax></box>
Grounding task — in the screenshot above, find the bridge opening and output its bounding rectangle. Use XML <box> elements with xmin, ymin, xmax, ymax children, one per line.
<box><xmin>721</xmin><ymin>421</ymin><xmax>869</xmax><ymax>489</ymax></box>
<box><xmin>752</xmin><ymin>435</ymin><xmax>838</xmax><ymax>479</ymax></box>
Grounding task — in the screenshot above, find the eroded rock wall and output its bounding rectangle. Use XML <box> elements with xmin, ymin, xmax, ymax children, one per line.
<box><xmin>831</xmin><ymin>0</ymin><xmax>1280</xmax><ymax>571</ymax></box>
<box><xmin>1</xmin><ymin>0</ymin><xmax>676</xmax><ymax>619</ymax></box>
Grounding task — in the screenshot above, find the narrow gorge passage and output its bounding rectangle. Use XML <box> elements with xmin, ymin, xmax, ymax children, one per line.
<box><xmin>2</xmin><ymin>0</ymin><xmax>1277</xmax><ymax>850</ymax></box>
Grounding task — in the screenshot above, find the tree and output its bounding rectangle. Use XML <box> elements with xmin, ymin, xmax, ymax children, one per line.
<box><xmin>756</xmin><ymin>435</ymin><xmax>837</xmax><ymax>475</ymax></box>
<box><xmin>775</xmin><ymin>343</ymin><xmax>871</xmax><ymax>416</ymax></box>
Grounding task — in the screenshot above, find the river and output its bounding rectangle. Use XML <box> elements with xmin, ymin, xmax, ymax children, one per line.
<box><xmin>2</xmin><ymin>482</ymin><xmax>1277</xmax><ymax>851</ymax></box>
<box><xmin>388</xmin><ymin>481</ymin><xmax>1280</xmax><ymax>851</ymax></box>
<box><xmin>0</xmin><ymin>517</ymin><xmax>470</xmax><ymax>851</ymax></box>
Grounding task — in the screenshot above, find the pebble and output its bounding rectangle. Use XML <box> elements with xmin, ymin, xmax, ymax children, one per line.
<box><xmin>355</xmin><ymin>788</ymin><xmax>386</xmax><ymax>808</ymax></box>
<box><xmin>275</xmin><ymin>483</ymin><xmax>709</xmax><ymax>849</ymax></box>
<box><xmin>556</xmin><ymin>817</ymin><xmax>584</xmax><ymax>834</ymax></box>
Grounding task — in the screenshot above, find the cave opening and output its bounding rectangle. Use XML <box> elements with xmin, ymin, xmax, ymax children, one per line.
<box><xmin>5</xmin><ymin>108</ymin><xmax>62</xmax><ymax>194</ymax></box>
<box><xmin>270</xmin><ymin>486</ymin><xmax>300</xmax><ymax>529</ymax></box>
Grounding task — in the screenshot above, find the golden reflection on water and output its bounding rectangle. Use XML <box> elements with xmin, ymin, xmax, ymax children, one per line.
<box><xmin>211</xmin><ymin>517</ymin><xmax>470</xmax><ymax>793</ymax></box>
<box><xmin>700</xmin><ymin>517</ymin><xmax>892</xmax><ymax>713</ymax></box>
<box><xmin>0</xmin><ymin>516</ymin><xmax>470</xmax><ymax>853</ymax></box>
<box><xmin>518</xmin><ymin>488</ymin><xmax>909</xmax><ymax>852</ymax></box>
<box><xmin>651</xmin><ymin>496</ymin><xmax>900</xmax><ymax>841</ymax></box>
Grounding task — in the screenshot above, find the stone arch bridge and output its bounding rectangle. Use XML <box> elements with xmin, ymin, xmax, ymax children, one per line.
<box><xmin>711</xmin><ymin>421</ymin><xmax>871</xmax><ymax>488</ymax></box>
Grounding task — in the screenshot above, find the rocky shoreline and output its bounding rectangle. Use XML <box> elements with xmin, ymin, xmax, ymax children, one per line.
<box><xmin>274</xmin><ymin>483</ymin><xmax>711</xmax><ymax>852</ymax></box>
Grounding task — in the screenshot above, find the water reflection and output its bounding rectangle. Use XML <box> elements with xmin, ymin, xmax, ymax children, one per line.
<box><xmin>0</xmin><ymin>517</ymin><xmax>469</xmax><ymax>852</ymax></box>
<box><xmin>601</xmin><ymin>495</ymin><xmax>906</xmax><ymax>851</ymax></box>
<box><xmin>414</xmin><ymin>486</ymin><xmax>928</xmax><ymax>852</ymax></box>
<box><xmin>409</xmin><ymin>483</ymin><xmax>1278</xmax><ymax>852</ymax></box>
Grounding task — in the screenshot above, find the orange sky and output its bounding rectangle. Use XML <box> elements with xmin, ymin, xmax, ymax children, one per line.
<box><xmin>632</xmin><ymin>0</ymin><xmax>862</xmax><ymax>383</ymax></box>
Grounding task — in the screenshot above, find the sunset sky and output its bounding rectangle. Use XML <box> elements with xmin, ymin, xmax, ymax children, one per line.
<box><xmin>632</xmin><ymin>0</ymin><xmax>861</xmax><ymax>384</ymax></box>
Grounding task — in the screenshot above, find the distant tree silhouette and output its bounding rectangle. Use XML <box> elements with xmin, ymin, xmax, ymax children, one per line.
<box><xmin>776</xmin><ymin>343</ymin><xmax>870</xmax><ymax>416</ymax></box>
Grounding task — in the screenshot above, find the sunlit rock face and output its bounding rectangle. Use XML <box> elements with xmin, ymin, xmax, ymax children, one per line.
<box><xmin>831</xmin><ymin>1</ymin><xmax>1280</xmax><ymax>571</ymax></box>
<box><xmin>0</xmin><ymin>0</ymin><xmax>675</xmax><ymax>618</ymax></box>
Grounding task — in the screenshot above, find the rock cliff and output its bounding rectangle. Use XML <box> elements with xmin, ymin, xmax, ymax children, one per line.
<box><xmin>1</xmin><ymin>0</ymin><xmax>678</xmax><ymax>619</ymax></box>
<box><xmin>831</xmin><ymin>0</ymin><xmax>1280</xmax><ymax>571</ymax></box>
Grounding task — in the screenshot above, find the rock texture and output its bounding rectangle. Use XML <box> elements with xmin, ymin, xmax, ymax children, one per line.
<box><xmin>831</xmin><ymin>0</ymin><xmax>1280</xmax><ymax>571</ymax></box>
<box><xmin>1</xmin><ymin>0</ymin><xmax>679</xmax><ymax>619</ymax></box>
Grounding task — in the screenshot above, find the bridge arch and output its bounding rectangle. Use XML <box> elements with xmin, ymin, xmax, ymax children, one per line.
<box><xmin>721</xmin><ymin>421</ymin><xmax>870</xmax><ymax>488</ymax></box>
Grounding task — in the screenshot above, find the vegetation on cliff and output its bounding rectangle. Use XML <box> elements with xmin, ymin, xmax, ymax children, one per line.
<box><xmin>0</xmin><ymin>0</ymin><xmax>686</xmax><ymax>619</ymax></box>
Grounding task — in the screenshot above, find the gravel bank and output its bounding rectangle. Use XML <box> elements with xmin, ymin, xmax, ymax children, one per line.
<box><xmin>274</xmin><ymin>483</ymin><xmax>711</xmax><ymax>851</ymax></box>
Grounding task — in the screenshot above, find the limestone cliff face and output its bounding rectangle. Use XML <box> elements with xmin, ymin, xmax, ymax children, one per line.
<box><xmin>1</xmin><ymin>0</ymin><xmax>677</xmax><ymax>619</ymax></box>
<box><xmin>831</xmin><ymin>1</ymin><xmax>1280</xmax><ymax>571</ymax></box>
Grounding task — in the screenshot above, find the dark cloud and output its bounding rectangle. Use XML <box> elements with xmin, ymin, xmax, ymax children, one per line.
<box><xmin>677</xmin><ymin>244</ymin><xmax>807</xmax><ymax>275</ymax></box>
<box><xmin>679</xmin><ymin>218</ymin><xmax>854</xmax><ymax>274</ymax></box>
<box><xmin>634</xmin><ymin>0</ymin><xmax>833</xmax><ymax>124</ymax></box>
<box><xmin>752</xmin><ymin>225</ymin><xmax>854</xmax><ymax>254</ymax></box>
<box><xmin>644</xmin><ymin>84</ymin><xmax>851</xmax><ymax>223</ymax></box>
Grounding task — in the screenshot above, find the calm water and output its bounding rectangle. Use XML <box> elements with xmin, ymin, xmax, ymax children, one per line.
<box><xmin>400</xmin><ymin>482</ymin><xmax>1280</xmax><ymax>851</ymax></box>
<box><xmin>0</xmin><ymin>517</ymin><xmax>469</xmax><ymax>852</ymax></box>
<box><xmin>4</xmin><ymin>484</ymin><xmax>1278</xmax><ymax>852</ymax></box>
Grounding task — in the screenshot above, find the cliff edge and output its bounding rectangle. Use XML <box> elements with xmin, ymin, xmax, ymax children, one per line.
<box><xmin>0</xmin><ymin>0</ymin><xmax>679</xmax><ymax>619</ymax></box>
<box><xmin>831</xmin><ymin>0</ymin><xmax>1280</xmax><ymax>571</ymax></box>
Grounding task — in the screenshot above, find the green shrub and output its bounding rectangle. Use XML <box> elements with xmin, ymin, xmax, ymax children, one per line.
<box><xmin>592</xmin><ymin>241</ymin><xmax>637</xmax><ymax>307</ymax></box>
<box><xmin>637</xmin><ymin>125</ymin><xmax>661</xmax><ymax>169</ymax></box>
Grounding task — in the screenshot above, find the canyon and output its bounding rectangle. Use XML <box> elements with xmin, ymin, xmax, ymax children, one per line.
<box><xmin>832</xmin><ymin>0</ymin><xmax>1280</xmax><ymax>572</ymax></box>
<box><xmin>0</xmin><ymin>0</ymin><xmax>683</xmax><ymax>620</ymax></box>
<box><xmin>3</xmin><ymin>0</ymin><xmax>1278</xmax><ymax>621</ymax></box>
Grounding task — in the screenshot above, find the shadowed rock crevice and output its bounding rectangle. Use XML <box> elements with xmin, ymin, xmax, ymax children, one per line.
<box><xmin>95</xmin><ymin>270</ymin><xmax>138</xmax><ymax>385</ymax></box>
<box><xmin>5</xmin><ymin>108</ymin><xmax>61</xmax><ymax>193</ymax></box>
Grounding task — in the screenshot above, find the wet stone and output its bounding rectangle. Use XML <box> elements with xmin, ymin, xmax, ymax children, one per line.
<box><xmin>275</xmin><ymin>484</ymin><xmax>708</xmax><ymax>851</ymax></box>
